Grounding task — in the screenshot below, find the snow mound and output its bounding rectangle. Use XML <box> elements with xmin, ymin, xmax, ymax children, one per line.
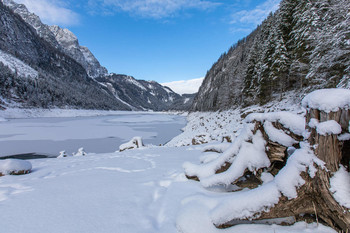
<box><xmin>0</xmin><ymin>117</ymin><xmax>7</xmax><ymax>122</ymax></box>
<box><xmin>119</xmin><ymin>137</ymin><xmax>144</xmax><ymax>151</ymax></box>
<box><xmin>302</xmin><ymin>88</ymin><xmax>350</xmax><ymax>112</ymax></box>
<box><xmin>330</xmin><ymin>166</ymin><xmax>350</xmax><ymax>208</ymax></box>
<box><xmin>0</xmin><ymin>159</ymin><xmax>32</xmax><ymax>175</ymax></box>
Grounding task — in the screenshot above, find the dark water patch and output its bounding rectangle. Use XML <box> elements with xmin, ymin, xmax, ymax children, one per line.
<box><xmin>0</xmin><ymin>153</ymin><xmax>57</xmax><ymax>160</ymax></box>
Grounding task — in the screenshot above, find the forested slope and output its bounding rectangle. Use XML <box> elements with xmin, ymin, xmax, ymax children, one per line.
<box><xmin>192</xmin><ymin>0</ymin><xmax>350</xmax><ymax>111</ymax></box>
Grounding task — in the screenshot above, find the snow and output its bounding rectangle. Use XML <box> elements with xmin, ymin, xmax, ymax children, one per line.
<box><xmin>73</xmin><ymin>147</ymin><xmax>87</xmax><ymax>156</ymax></box>
<box><xmin>338</xmin><ymin>133</ymin><xmax>350</xmax><ymax>141</ymax></box>
<box><xmin>126</xmin><ymin>76</ymin><xmax>147</xmax><ymax>90</ymax></box>
<box><xmin>0</xmin><ymin>146</ymin><xmax>202</xmax><ymax>233</ymax></box>
<box><xmin>0</xmin><ymin>49</ymin><xmax>38</xmax><ymax>78</ymax></box>
<box><xmin>302</xmin><ymin>88</ymin><xmax>350</xmax><ymax>112</ymax></box>
<box><xmin>167</xmin><ymin>110</ymin><xmax>243</xmax><ymax>147</ymax></box>
<box><xmin>245</xmin><ymin>111</ymin><xmax>306</xmax><ymax>136</ymax></box>
<box><xmin>200</xmin><ymin>131</ymin><xmax>270</xmax><ymax>188</ymax></box>
<box><xmin>330</xmin><ymin>166</ymin><xmax>350</xmax><ymax>208</ymax></box>
<box><xmin>0</xmin><ymin>159</ymin><xmax>32</xmax><ymax>175</ymax></box>
<box><xmin>202</xmin><ymin>143</ymin><xmax>231</xmax><ymax>153</ymax></box>
<box><xmin>57</xmin><ymin>150</ymin><xmax>70</xmax><ymax>158</ymax></box>
<box><xmin>183</xmin><ymin>123</ymin><xmax>255</xmax><ymax>181</ymax></box>
<box><xmin>309</xmin><ymin>119</ymin><xmax>342</xmax><ymax>135</ymax></box>
<box><xmin>119</xmin><ymin>136</ymin><xmax>144</xmax><ymax>151</ymax></box>
<box><xmin>263</xmin><ymin>121</ymin><xmax>297</xmax><ymax>147</ymax></box>
<box><xmin>0</xmin><ymin>117</ymin><xmax>7</xmax><ymax>122</ymax></box>
<box><xmin>0</xmin><ymin>146</ymin><xmax>335</xmax><ymax>233</ymax></box>
<box><xmin>179</xmin><ymin>142</ymin><xmax>326</xmax><ymax>228</ymax></box>
<box><xmin>0</xmin><ymin>106</ymin><xmax>338</xmax><ymax>232</ymax></box>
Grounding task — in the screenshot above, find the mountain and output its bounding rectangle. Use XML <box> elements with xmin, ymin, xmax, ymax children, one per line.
<box><xmin>1</xmin><ymin>0</ymin><xmax>108</xmax><ymax>79</ymax></box>
<box><xmin>0</xmin><ymin>0</ymin><xmax>192</xmax><ymax>111</ymax></box>
<box><xmin>192</xmin><ymin>0</ymin><xmax>350</xmax><ymax>111</ymax></box>
<box><xmin>0</xmin><ymin>1</ymin><xmax>130</xmax><ymax>110</ymax></box>
<box><xmin>49</xmin><ymin>25</ymin><xmax>108</xmax><ymax>78</ymax></box>
<box><xmin>96</xmin><ymin>74</ymin><xmax>195</xmax><ymax>111</ymax></box>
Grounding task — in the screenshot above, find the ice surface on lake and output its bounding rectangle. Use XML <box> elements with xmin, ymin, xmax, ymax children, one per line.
<box><xmin>0</xmin><ymin>112</ymin><xmax>186</xmax><ymax>156</ymax></box>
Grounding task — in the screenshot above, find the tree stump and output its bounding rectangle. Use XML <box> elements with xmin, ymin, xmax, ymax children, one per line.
<box><xmin>304</xmin><ymin>107</ymin><xmax>350</xmax><ymax>230</ymax></box>
<box><xmin>250</xmin><ymin>107</ymin><xmax>350</xmax><ymax>230</ymax></box>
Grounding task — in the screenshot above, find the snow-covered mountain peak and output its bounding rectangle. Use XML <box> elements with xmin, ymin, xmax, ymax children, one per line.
<box><xmin>49</xmin><ymin>25</ymin><xmax>78</xmax><ymax>45</ymax></box>
<box><xmin>1</xmin><ymin>0</ymin><xmax>61</xmax><ymax>49</ymax></box>
<box><xmin>2</xmin><ymin>0</ymin><xmax>107</xmax><ymax>78</ymax></box>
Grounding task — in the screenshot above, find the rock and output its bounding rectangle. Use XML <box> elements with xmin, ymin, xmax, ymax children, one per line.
<box><xmin>0</xmin><ymin>159</ymin><xmax>32</xmax><ymax>176</ymax></box>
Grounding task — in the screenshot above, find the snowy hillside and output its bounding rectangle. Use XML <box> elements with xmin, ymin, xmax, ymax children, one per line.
<box><xmin>192</xmin><ymin>0</ymin><xmax>350</xmax><ymax>111</ymax></box>
<box><xmin>0</xmin><ymin>49</ymin><xmax>38</xmax><ymax>78</ymax></box>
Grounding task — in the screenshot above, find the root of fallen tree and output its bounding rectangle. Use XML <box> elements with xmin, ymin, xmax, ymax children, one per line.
<box><xmin>186</xmin><ymin>107</ymin><xmax>350</xmax><ymax>231</ymax></box>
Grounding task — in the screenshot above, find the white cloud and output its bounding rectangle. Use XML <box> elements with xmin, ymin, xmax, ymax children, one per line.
<box><xmin>88</xmin><ymin>0</ymin><xmax>220</xmax><ymax>18</ymax></box>
<box><xmin>15</xmin><ymin>0</ymin><xmax>79</xmax><ymax>26</ymax></box>
<box><xmin>231</xmin><ymin>0</ymin><xmax>280</xmax><ymax>29</ymax></box>
<box><xmin>162</xmin><ymin>77</ymin><xmax>204</xmax><ymax>95</ymax></box>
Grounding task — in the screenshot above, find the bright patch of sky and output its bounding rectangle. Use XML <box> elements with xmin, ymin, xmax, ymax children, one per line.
<box><xmin>14</xmin><ymin>0</ymin><xmax>281</xmax><ymax>83</ymax></box>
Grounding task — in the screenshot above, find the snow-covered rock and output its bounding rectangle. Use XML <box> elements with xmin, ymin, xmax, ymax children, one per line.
<box><xmin>57</xmin><ymin>151</ymin><xmax>71</xmax><ymax>158</ymax></box>
<box><xmin>73</xmin><ymin>148</ymin><xmax>87</xmax><ymax>156</ymax></box>
<box><xmin>0</xmin><ymin>159</ymin><xmax>32</xmax><ymax>175</ymax></box>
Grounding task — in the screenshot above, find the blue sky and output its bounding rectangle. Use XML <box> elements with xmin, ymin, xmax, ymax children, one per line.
<box><xmin>16</xmin><ymin>0</ymin><xmax>281</xmax><ymax>83</ymax></box>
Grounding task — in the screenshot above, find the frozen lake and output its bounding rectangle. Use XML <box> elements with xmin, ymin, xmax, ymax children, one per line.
<box><xmin>0</xmin><ymin>112</ymin><xmax>186</xmax><ymax>157</ymax></box>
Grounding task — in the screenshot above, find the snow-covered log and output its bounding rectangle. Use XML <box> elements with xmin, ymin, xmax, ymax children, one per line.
<box><xmin>119</xmin><ymin>137</ymin><xmax>144</xmax><ymax>152</ymax></box>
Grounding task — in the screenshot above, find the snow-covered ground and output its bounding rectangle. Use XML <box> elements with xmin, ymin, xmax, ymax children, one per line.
<box><xmin>0</xmin><ymin>146</ymin><xmax>335</xmax><ymax>233</ymax></box>
<box><xmin>0</xmin><ymin>100</ymin><xmax>344</xmax><ymax>232</ymax></box>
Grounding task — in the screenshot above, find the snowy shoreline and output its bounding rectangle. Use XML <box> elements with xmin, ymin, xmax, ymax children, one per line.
<box><xmin>0</xmin><ymin>108</ymin><xmax>186</xmax><ymax>119</ymax></box>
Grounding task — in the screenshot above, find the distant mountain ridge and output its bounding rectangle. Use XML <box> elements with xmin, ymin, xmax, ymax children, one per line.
<box><xmin>0</xmin><ymin>0</ymin><xmax>192</xmax><ymax>111</ymax></box>
<box><xmin>192</xmin><ymin>0</ymin><xmax>350</xmax><ymax>111</ymax></box>
<box><xmin>96</xmin><ymin>74</ymin><xmax>194</xmax><ymax>111</ymax></box>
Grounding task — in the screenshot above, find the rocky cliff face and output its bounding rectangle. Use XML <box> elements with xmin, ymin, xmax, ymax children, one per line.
<box><xmin>192</xmin><ymin>0</ymin><xmax>350</xmax><ymax>111</ymax></box>
<box><xmin>49</xmin><ymin>25</ymin><xmax>108</xmax><ymax>78</ymax></box>
<box><xmin>1</xmin><ymin>0</ymin><xmax>108</xmax><ymax>78</ymax></box>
